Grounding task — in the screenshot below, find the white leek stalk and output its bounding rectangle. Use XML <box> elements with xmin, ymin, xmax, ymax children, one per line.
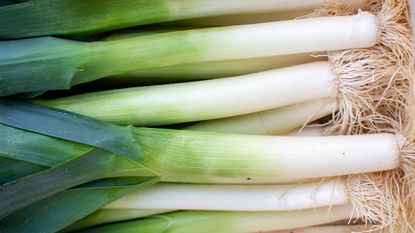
<box><xmin>186</xmin><ymin>99</ymin><xmax>335</xmax><ymax>135</ymax></box>
<box><xmin>182</xmin><ymin>12</ymin><xmax>377</xmax><ymax>59</ymax></box>
<box><xmin>163</xmin><ymin>0</ymin><xmax>368</xmax><ymax>27</ymax></box>
<box><xmin>167</xmin><ymin>0</ymin><xmax>368</xmax><ymax>16</ymax></box>
<box><xmin>105</xmin><ymin>179</ymin><xmax>348</xmax><ymax>211</ymax></box>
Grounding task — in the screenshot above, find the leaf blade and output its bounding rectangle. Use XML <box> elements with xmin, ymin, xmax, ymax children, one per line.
<box><xmin>0</xmin><ymin>176</ymin><xmax>159</xmax><ymax>233</ymax></box>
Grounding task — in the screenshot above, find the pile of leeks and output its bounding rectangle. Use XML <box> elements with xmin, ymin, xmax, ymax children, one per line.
<box><xmin>0</xmin><ymin>0</ymin><xmax>413</xmax><ymax>233</ymax></box>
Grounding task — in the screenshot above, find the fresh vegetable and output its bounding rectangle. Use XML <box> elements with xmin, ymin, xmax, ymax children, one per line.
<box><xmin>0</xmin><ymin>100</ymin><xmax>401</xmax><ymax>186</ymax></box>
<box><xmin>0</xmin><ymin>0</ymin><xmax>368</xmax><ymax>39</ymax></box>
<box><xmin>0</xmin><ymin>13</ymin><xmax>377</xmax><ymax>96</ymax></box>
<box><xmin>79</xmin><ymin>205</ymin><xmax>355</xmax><ymax>233</ymax></box>
<box><xmin>0</xmin><ymin>0</ymin><xmax>413</xmax><ymax>232</ymax></box>
<box><xmin>104</xmin><ymin>178</ymin><xmax>348</xmax><ymax>211</ymax></box>
<box><xmin>1</xmin><ymin>99</ymin><xmax>388</xmax><ymax>232</ymax></box>
<box><xmin>37</xmin><ymin>62</ymin><xmax>338</xmax><ymax>126</ymax></box>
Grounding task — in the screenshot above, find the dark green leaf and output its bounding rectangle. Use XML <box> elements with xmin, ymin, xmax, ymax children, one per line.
<box><xmin>0</xmin><ymin>99</ymin><xmax>158</xmax><ymax>222</ymax></box>
<box><xmin>0</xmin><ymin>147</ymin><xmax>156</xmax><ymax>218</ymax></box>
<box><xmin>0</xmin><ymin>37</ymin><xmax>89</xmax><ymax>96</ymax></box>
<box><xmin>0</xmin><ymin>176</ymin><xmax>159</xmax><ymax>233</ymax></box>
<box><xmin>0</xmin><ymin>0</ymin><xmax>172</xmax><ymax>39</ymax></box>
<box><xmin>0</xmin><ymin>157</ymin><xmax>46</xmax><ymax>184</ymax></box>
<box><xmin>0</xmin><ymin>123</ymin><xmax>91</xmax><ymax>167</ymax></box>
<box><xmin>0</xmin><ymin>99</ymin><xmax>142</xmax><ymax>162</ymax></box>
<box><xmin>0</xmin><ymin>0</ymin><xmax>15</xmax><ymax>6</ymax></box>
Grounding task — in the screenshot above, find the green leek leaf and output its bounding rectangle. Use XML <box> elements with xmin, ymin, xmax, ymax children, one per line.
<box><xmin>63</xmin><ymin>209</ymin><xmax>170</xmax><ymax>232</ymax></box>
<box><xmin>0</xmin><ymin>157</ymin><xmax>46</xmax><ymax>184</ymax></box>
<box><xmin>0</xmin><ymin>148</ymin><xmax>150</xmax><ymax>218</ymax></box>
<box><xmin>0</xmin><ymin>99</ymin><xmax>158</xmax><ymax>229</ymax></box>
<box><xmin>0</xmin><ymin>99</ymin><xmax>142</xmax><ymax>162</ymax></box>
<box><xmin>0</xmin><ymin>176</ymin><xmax>159</xmax><ymax>233</ymax></box>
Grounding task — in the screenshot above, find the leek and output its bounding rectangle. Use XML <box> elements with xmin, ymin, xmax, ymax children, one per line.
<box><xmin>97</xmin><ymin>26</ymin><xmax>321</xmax><ymax>84</ymax></box>
<box><xmin>37</xmin><ymin>62</ymin><xmax>339</xmax><ymax>126</ymax></box>
<box><xmin>0</xmin><ymin>100</ymin><xmax>402</xmax><ymax>185</ymax></box>
<box><xmin>110</xmin><ymin>128</ymin><xmax>402</xmax><ymax>183</ymax></box>
<box><xmin>105</xmin><ymin>179</ymin><xmax>348</xmax><ymax>211</ymax></box>
<box><xmin>1</xmin><ymin>95</ymin><xmax>410</xmax><ymax>231</ymax></box>
<box><xmin>79</xmin><ymin>205</ymin><xmax>355</xmax><ymax>233</ymax></box>
<box><xmin>0</xmin><ymin>13</ymin><xmax>378</xmax><ymax>96</ymax></box>
<box><xmin>0</xmin><ymin>0</ymin><xmax>368</xmax><ymax>39</ymax></box>
<box><xmin>186</xmin><ymin>99</ymin><xmax>335</xmax><ymax>135</ymax></box>
<box><xmin>0</xmin><ymin>1</ymin><xmax>411</xmax><ymax>232</ymax></box>
<box><xmin>0</xmin><ymin>118</ymin><xmax>400</xmax><ymax>185</ymax></box>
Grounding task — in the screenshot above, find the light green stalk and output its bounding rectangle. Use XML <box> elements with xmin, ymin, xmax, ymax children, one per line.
<box><xmin>37</xmin><ymin>62</ymin><xmax>338</xmax><ymax>126</ymax></box>
<box><xmin>79</xmin><ymin>205</ymin><xmax>355</xmax><ymax>233</ymax></box>
<box><xmin>64</xmin><ymin>209</ymin><xmax>171</xmax><ymax>232</ymax></box>
<box><xmin>100</xmin><ymin>53</ymin><xmax>322</xmax><ymax>86</ymax></box>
